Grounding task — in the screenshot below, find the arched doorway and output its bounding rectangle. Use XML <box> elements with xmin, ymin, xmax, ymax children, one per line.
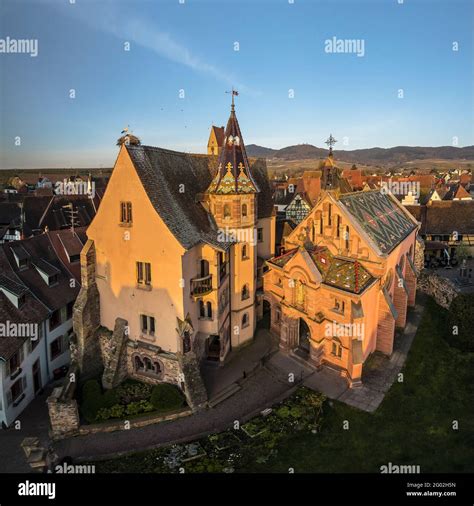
<box><xmin>298</xmin><ymin>318</ymin><xmax>311</xmax><ymax>354</ymax></box>
<box><xmin>261</xmin><ymin>299</ymin><xmax>271</xmax><ymax>329</ymax></box>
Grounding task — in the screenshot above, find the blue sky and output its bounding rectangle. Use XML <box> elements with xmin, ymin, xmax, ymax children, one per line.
<box><xmin>1</xmin><ymin>0</ymin><xmax>473</xmax><ymax>169</ymax></box>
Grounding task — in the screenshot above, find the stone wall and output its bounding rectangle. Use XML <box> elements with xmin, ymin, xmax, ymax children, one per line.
<box><xmin>47</xmin><ymin>365</ymin><xmax>80</xmax><ymax>440</ymax></box>
<box><xmin>74</xmin><ymin>239</ymin><xmax>103</xmax><ymax>381</ymax></box>
<box><xmin>178</xmin><ymin>352</ymin><xmax>208</xmax><ymax>412</ymax></box>
<box><xmin>417</xmin><ymin>271</ymin><xmax>460</xmax><ymax>309</ymax></box>
<box><xmin>101</xmin><ymin>318</ymin><xmax>129</xmax><ymax>389</ymax></box>
<box><xmin>414</xmin><ymin>236</ymin><xmax>425</xmax><ymax>274</ymax></box>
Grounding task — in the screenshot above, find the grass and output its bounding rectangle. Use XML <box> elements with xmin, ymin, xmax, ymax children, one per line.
<box><xmin>245</xmin><ymin>297</ymin><xmax>474</xmax><ymax>473</ymax></box>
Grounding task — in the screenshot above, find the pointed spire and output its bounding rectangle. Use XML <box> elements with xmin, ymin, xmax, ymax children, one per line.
<box><xmin>207</xmin><ymin>93</ymin><xmax>259</xmax><ymax>195</ymax></box>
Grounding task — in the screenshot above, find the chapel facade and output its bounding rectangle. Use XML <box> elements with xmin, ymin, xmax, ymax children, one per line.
<box><xmin>263</xmin><ymin>146</ymin><xmax>420</xmax><ymax>386</ymax></box>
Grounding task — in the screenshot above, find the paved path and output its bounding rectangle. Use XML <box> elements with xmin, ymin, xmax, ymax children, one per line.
<box><xmin>0</xmin><ymin>386</ymin><xmax>53</xmax><ymax>473</ymax></box>
<box><xmin>201</xmin><ymin>327</ymin><xmax>278</xmax><ymax>399</ymax></box>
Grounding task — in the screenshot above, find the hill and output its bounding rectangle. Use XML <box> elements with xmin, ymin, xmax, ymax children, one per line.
<box><xmin>246</xmin><ymin>144</ymin><xmax>474</xmax><ymax>166</ymax></box>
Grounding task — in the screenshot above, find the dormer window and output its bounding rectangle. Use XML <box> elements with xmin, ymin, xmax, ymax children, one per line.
<box><xmin>11</xmin><ymin>245</ymin><xmax>30</xmax><ymax>271</ymax></box>
<box><xmin>33</xmin><ymin>259</ymin><xmax>60</xmax><ymax>287</ymax></box>
<box><xmin>0</xmin><ymin>274</ymin><xmax>28</xmax><ymax>309</ymax></box>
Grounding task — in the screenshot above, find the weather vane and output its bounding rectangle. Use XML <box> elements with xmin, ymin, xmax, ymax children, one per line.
<box><xmin>325</xmin><ymin>134</ymin><xmax>337</xmax><ymax>154</ymax></box>
<box><xmin>225</xmin><ymin>88</ymin><xmax>239</xmax><ymax>109</ymax></box>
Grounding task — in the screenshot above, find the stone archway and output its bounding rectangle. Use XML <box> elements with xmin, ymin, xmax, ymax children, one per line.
<box><xmin>298</xmin><ymin>318</ymin><xmax>311</xmax><ymax>354</ymax></box>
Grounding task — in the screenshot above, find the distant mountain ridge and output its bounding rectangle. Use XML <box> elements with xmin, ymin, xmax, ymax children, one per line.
<box><xmin>246</xmin><ymin>143</ymin><xmax>474</xmax><ymax>165</ymax></box>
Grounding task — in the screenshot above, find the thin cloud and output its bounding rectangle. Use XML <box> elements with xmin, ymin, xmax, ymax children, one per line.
<box><xmin>61</xmin><ymin>2</ymin><xmax>257</xmax><ymax>95</ymax></box>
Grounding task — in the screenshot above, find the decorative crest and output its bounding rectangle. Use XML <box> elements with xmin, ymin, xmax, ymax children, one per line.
<box><xmin>325</xmin><ymin>134</ymin><xmax>337</xmax><ymax>155</ymax></box>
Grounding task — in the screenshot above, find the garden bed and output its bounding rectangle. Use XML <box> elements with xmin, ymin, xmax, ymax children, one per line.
<box><xmin>79</xmin><ymin>379</ymin><xmax>187</xmax><ymax>424</ymax></box>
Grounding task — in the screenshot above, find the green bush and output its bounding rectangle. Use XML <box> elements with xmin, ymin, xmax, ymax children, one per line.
<box><xmin>115</xmin><ymin>380</ymin><xmax>153</xmax><ymax>404</ymax></box>
<box><xmin>150</xmin><ymin>384</ymin><xmax>185</xmax><ymax>411</ymax></box>
<box><xmin>81</xmin><ymin>380</ymin><xmax>103</xmax><ymax>423</ymax></box>
<box><xmin>103</xmin><ymin>389</ymin><xmax>119</xmax><ymax>408</ymax></box>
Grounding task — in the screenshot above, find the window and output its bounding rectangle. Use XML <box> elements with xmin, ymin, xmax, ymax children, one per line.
<box><xmin>120</xmin><ymin>202</ymin><xmax>133</xmax><ymax>224</ymax></box>
<box><xmin>328</xmin><ymin>204</ymin><xmax>332</xmax><ymax>226</ymax></box>
<box><xmin>241</xmin><ymin>284</ymin><xmax>249</xmax><ymax>300</ymax></box>
<box><xmin>242</xmin><ymin>244</ymin><xmax>248</xmax><ymax>260</ymax></box>
<box><xmin>9</xmin><ymin>377</ymin><xmax>25</xmax><ymax>406</ymax></box>
<box><xmin>333</xmin><ymin>299</ymin><xmax>345</xmax><ymax>314</ymax></box>
<box><xmin>345</xmin><ymin>226</ymin><xmax>350</xmax><ymax>250</ymax></box>
<box><xmin>200</xmin><ymin>259</ymin><xmax>209</xmax><ymax>277</ymax></box>
<box><xmin>242</xmin><ymin>203</ymin><xmax>248</xmax><ymax>217</ymax></box>
<box><xmin>242</xmin><ymin>313</ymin><xmax>249</xmax><ymax>328</ymax></box>
<box><xmin>257</xmin><ymin>228</ymin><xmax>263</xmax><ymax>242</ymax></box>
<box><xmin>7</xmin><ymin>348</ymin><xmax>23</xmax><ymax>378</ymax></box>
<box><xmin>294</xmin><ymin>280</ymin><xmax>305</xmax><ymax>308</ymax></box>
<box><xmin>48</xmin><ymin>273</ymin><xmax>58</xmax><ymax>286</ymax></box>
<box><xmin>336</xmin><ymin>215</ymin><xmax>341</xmax><ymax>238</ymax></box>
<box><xmin>50</xmin><ymin>336</ymin><xmax>64</xmax><ymax>360</ymax></box>
<box><xmin>18</xmin><ymin>258</ymin><xmax>29</xmax><ymax>270</ymax></box>
<box><xmin>137</xmin><ymin>262</ymin><xmax>151</xmax><ymax>286</ymax></box>
<box><xmin>66</xmin><ymin>301</ymin><xmax>74</xmax><ymax>320</ymax></box>
<box><xmin>331</xmin><ymin>340</ymin><xmax>342</xmax><ymax>358</ymax></box>
<box><xmin>49</xmin><ymin>309</ymin><xmax>62</xmax><ymax>331</ymax></box>
<box><xmin>140</xmin><ymin>314</ymin><xmax>155</xmax><ymax>335</ymax></box>
<box><xmin>199</xmin><ymin>300</ymin><xmax>212</xmax><ymax>319</ymax></box>
<box><xmin>224</xmin><ymin>204</ymin><xmax>231</xmax><ymax>219</ymax></box>
<box><xmin>133</xmin><ymin>354</ymin><xmax>162</xmax><ymax>377</ymax></box>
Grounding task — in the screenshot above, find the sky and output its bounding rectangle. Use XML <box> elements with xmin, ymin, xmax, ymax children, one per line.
<box><xmin>0</xmin><ymin>0</ymin><xmax>473</xmax><ymax>169</ymax></box>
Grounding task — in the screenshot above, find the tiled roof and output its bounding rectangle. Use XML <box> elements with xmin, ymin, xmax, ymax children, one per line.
<box><xmin>211</xmin><ymin>126</ymin><xmax>225</xmax><ymax>146</ymax></box>
<box><xmin>126</xmin><ymin>145</ymin><xmax>273</xmax><ymax>251</ymax></box>
<box><xmin>339</xmin><ymin>191</ymin><xmax>417</xmax><ymax>254</ymax></box>
<box><xmin>0</xmin><ymin>274</ymin><xmax>29</xmax><ymax>297</ymax></box>
<box><xmin>207</xmin><ymin>107</ymin><xmax>259</xmax><ymax>195</ymax></box>
<box><xmin>1</xmin><ymin>234</ymin><xmax>80</xmax><ymax>312</ymax></box>
<box><xmin>126</xmin><ymin>145</ymin><xmax>232</xmax><ymax>251</ymax></box>
<box><xmin>267</xmin><ymin>245</ymin><xmax>375</xmax><ymax>294</ymax></box>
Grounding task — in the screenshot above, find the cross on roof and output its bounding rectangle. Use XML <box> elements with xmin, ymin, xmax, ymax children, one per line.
<box><xmin>325</xmin><ymin>134</ymin><xmax>337</xmax><ymax>152</ymax></box>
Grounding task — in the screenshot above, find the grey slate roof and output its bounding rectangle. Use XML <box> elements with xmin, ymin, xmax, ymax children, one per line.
<box><xmin>126</xmin><ymin>145</ymin><xmax>273</xmax><ymax>251</ymax></box>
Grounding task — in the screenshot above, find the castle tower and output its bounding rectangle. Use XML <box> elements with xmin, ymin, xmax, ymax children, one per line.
<box><xmin>206</xmin><ymin>93</ymin><xmax>260</xmax><ymax>348</ymax></box>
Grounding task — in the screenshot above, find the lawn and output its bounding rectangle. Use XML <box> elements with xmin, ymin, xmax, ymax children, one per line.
<box><xmin>246</xmin><ymin>296</ymin><xmax>474</xmax><ymax>473</ymax></box>
<box><xmin>91</xmin><ymin>297</ymin><xmax>474</xmax><ymax>473</ymax></box>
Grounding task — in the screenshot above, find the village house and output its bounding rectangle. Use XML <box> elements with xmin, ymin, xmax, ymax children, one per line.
<box><xmin>0</xmin><ymin>228</ymin><xmax>85</xmax><ymax>427</ymax></box>
<box><xmin>73</xmin><ymin>101</ymin><xmax>275</xmax><ymax>409</ymax></box>
<box><xmin>263</xmin><ymin>145</ymin><xmax>419</xmax><ymax>386</ymax></box>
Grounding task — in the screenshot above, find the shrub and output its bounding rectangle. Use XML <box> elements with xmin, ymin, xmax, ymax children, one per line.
<box><xmin>81</xmin><ymin>380</ymin><xmax>103</xmax><ymax>423</ymax></box>
<box><xmin>116</xmin><ymin>380</ymin><xmax>153</xmax><ymax>404</ymax></box>
<box><xmin>103</xmin><ymin>389</ymin><xmax>119</xmax><ymax>408</ymax></box>
<box><xmin>150</xmin><ymin>384</ymin><xmax>185</xmax><ymax>411</ymax></box>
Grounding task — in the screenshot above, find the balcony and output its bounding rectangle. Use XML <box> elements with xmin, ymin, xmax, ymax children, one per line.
<box><xmin>191</xmin><ymin>274</ymin><xmax>213</xmax><ymax>297</ymax></box>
